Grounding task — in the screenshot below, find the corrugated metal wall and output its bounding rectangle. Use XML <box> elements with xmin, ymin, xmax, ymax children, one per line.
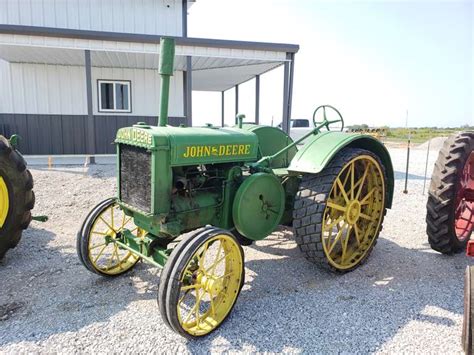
<box><xmin>0</xmin><ymin>61</ymin><xmax>184</xmax><ymax>117</ymax></box>
<box><xmin>0</xmin><ymin>0</ymin><xmax>183</xmax><ymax>36</ymax></box>
<box><xmin>0</xmin><ymin>114</ymin><xmax>186</xmax><ymax>154</ymax></box>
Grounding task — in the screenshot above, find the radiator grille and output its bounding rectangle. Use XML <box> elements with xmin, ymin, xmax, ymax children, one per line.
<box><xmin>119</xmin><ymin>145</ymin><xmax>152</xmax><ymax>213</ymax></box>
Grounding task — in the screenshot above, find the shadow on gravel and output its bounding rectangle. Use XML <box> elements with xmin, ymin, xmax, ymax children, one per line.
<box><xmin>182</xmin><ymin>231</ymin><xmax>466</xmax><ymax>353</ymax></box>
<box><xmin>0</xmin><ymin>226</ymin><xmax>158</xmax><ymax>347</ymax></box>
<box><xmin>394</xmin><ymin>170</ymin><xmax>428</xmax><ymax>180</ymax></box>
<box><xmin>0</xmin><ymin>227</ymin><xmax>466</xmax><ymax>352</ymax></box>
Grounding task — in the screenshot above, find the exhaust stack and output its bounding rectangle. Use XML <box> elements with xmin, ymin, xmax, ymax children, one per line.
<box><xmin>158</xmin><ymin>37</ymin><xmax>175</xmax><ymax>127</ymax></box>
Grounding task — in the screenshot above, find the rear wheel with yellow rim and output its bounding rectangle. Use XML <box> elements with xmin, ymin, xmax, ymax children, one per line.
<box><xmin>77</xmin><ymin>198</ymin><xmax>142</xmax><ymax>277</ymax></box>
<box><xmin>293</xmin><ymin>148</ymin><xmax>387</xmax><ymax>272</ymax></box>
<box><xmin>158</xmin><ymin>228</ymin><xmax>245</xmax><ymax>338</ymax></box>
<box><xmin>0</xmin><ymin>135</ymin><xmax>35</xmax><ymax>260</ymax></box>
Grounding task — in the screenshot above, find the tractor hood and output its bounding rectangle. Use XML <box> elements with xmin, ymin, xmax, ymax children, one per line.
<box><xmin>115</xmin><ymin>124</ymin><xmax>259</xmax><ymax>166</ymax></box>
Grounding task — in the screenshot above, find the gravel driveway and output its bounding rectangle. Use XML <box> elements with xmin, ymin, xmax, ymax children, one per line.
<box><xmin>0</xmin><ymin>146</ymin><xmax>468</xmax><ymax>353</ymax></box>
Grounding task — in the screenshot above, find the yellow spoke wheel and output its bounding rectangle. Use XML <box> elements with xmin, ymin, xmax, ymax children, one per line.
<box><xmin>158</xmin><ymin>228</ymin><xmax>244</xmax><ymax>339</ymax></box>
<box><xmin>0</xmin><ymin>177</ymin><xmax>9</xmax><ymax>228</ymax></box>
<box><xmin>77</xmin><ymin>198</ymin><xmax>141</xmax><ymax>277</ymax></box>
<box><xmin>293</xmin><ymin>148</ymin><xmax>386</xmax><ymax>272</ymax></box>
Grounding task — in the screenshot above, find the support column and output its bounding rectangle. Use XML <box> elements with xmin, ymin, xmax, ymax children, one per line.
<box><xmin>287</xmin><ymin>53</ymin><xmax>295</xmax><ymax>126</ymax></box>
<box><xmin>84</xmin><ymin>49</ymin><xmax>96</xmax><ymax>159</ymax></box>
<box><xmin>181</xmin><ymin>0</ymin><xmax>192</xmax><ymax>126</ymax></box>
<box><xmin>184</xmin><ymin>56</ymin><xmax>192</xmax><ymax>126</ymax></box>
<box><xmin>255</xmin><ymin>75</ymin><xmax>260</xmax><ymax>124</ymax></box>
<box><xmin>282</xmin><ymin>55</ymin><xmax>290</xmax><ymax>134</ymax></box>
<box><xmin>221</xmin><ymin>91</ymin><xmax>225</xmax><ymax>127</ymax></box>
<box><xmin>181</xmin><ymin>0</ymin><xmax>188</xmax><ymax>37</ymax></box>
<box><xmin>235</xmin><ymin>84</ymin><xmax>239</xmax><ymax>123</ymax></box>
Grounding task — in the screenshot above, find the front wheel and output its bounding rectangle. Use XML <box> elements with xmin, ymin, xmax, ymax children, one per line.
<box><xmin>293</xmin><ymin>148</ymin><xmax>387</xmax><ymax>272</ymax></box>
<box><xmin>77</xmin><ymin>198</ymin><xmax>142</xmax><ymax>277</ymax></box>
<box><xmin>158</xmin><ymin>228</ymin><xmax>245</xmax><ymax>338</ymax></box>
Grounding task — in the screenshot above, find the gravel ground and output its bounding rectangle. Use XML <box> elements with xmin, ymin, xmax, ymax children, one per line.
<box><xmin>0</xmin><ymin>146</ymin><xmax>469</xmax><ymax>354</ymax></box>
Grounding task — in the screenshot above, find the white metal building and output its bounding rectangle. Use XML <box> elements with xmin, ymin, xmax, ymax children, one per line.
<box><xmin>0</xmin><ymin>0</ymin><xmax>298</xmax><ymax>154</ymax></box>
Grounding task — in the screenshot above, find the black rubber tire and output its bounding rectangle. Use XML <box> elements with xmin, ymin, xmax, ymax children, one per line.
<box><xmin>77</xmin><ymin>198</ymin><xmax>139</xmax><ymax>277</ymax></box>
<box><xmin>293</xmin><ymin>148</ymin><xmax>387</xmax><ymax>273</ymax></box>
<box><xmin>426</xmin><ymin>132</ymin><xmax>474</xmax><ymax>254</ymax></box>
<box><xmin>463</xmin><ymin>265</ymin><xmax>473</xmax><ymax>355</ymax></box>
<box><xmin>157</xmin><ymin>227</ymin><xmax>211</xmax><ymax>331</ymax></box>
<box><xmin>0</xmin><ymin>135</ymin><xmax>35</xmax><ymax>260</ymax></box>
<box><xmin>158</xmin><ymin>228</ymin><xmax>245</xmax><ymax>339</ymax></box>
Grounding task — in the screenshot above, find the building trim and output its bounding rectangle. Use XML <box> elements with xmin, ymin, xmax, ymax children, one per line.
<box><xmin>0</xmin><ymin>25</ymin><xmax>299</xmax><ymax>53</ymax></box>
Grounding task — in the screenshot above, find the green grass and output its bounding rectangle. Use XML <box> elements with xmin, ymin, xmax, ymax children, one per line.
<box><xmin>384</xmin><ymin>127</ymin><xmax>473</xmax><ymax>144</ymax></box>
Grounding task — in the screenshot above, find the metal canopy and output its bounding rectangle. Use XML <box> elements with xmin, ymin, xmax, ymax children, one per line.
<box><xmin>0</xmin><ymin>38</ymin><xmax>292</xmax><ymax>92</ymax></box>
<box><xmin>0</xmin><ymin>25</ymin><xmax>297</xmax><ymax>132</ymax></box>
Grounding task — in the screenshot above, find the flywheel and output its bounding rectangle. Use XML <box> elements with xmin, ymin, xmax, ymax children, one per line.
<box><xmin>232</xmin><ymin>173</ymin><xmax>285</xmax><ymax>240</ymax></box>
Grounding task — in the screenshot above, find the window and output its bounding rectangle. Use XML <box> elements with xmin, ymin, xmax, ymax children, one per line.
<box><xmin>98</xmin><ymin>80</ymin><xmax>131</xmax><ymax>112</ymax></box>
<box><xmin>291</xmin><ymin>119</ymin><xmax>310</xmax><ymax>128</ymax></box>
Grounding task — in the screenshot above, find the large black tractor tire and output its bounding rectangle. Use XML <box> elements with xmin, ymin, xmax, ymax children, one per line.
<box><xmin>0</xmin><ymin>136</ymin><xmax>35</xmax><ymax>260</ymax></box>
<box><xmin>293</xmin><ymin>148</ymin><xmax>387</xmax><ymax>273</ymax></box>
<box><xmin>426</xmin><ymin>132</ymin><xmax>474</xmax><ymax>254</ymax></box>
<box><xmin>463</xmin><ymin>265</ymin><xmax>474</xmax><ymax>355</ymax></box>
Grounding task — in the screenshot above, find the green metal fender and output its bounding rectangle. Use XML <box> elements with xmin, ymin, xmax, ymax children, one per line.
<box><xmin>287</xmin><ymin>131</ymin><xmax>394</xmax><ymax>208</ymax></box>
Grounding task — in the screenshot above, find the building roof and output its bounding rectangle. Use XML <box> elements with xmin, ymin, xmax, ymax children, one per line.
<box><xmin>0</xmin><ymin>25</ymin><xmax>298</xmax><ymax>91</ymax></box>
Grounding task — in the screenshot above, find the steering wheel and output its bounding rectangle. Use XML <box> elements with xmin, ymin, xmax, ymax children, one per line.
<box><xmin>312</xmin><ymin>105</ymin><xmax>345</xmax><ymax>132</ymax></box>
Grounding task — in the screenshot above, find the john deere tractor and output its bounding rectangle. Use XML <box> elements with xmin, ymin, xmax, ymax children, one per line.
<box><xmin>77</xmin><ymin>38</ymin><xmax>394</xmax><ymax>338</ymax></box>
<box><xmin>0</xmin><ymin>135</ymin><xmax>35</xmax><ymax>260</ymax></box>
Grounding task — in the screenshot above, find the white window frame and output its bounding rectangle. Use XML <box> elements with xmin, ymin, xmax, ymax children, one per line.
<box><xmin>98</xmin><ymin>80</ymin><xmax>132</xmax><ymax>113</ymax></box>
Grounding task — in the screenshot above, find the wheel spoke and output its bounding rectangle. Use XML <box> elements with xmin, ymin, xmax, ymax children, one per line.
<box><xmin>326</xmin><ymin>201</ymin><xmax>347</xmax><ymax>213</ymax></box>
<box><xmin>92</xmin><ymin>231</ymin><xmax>108</xmax><ymax>236</ymax></box>
<box><xmin>195</xmin><ymin>289</ymin><xmax>201</xmax><ymax>328</ymax></box>
<box><xmin>353</xmin><ymin>224</ymin><xmax>361</xmax><ymax>245</ymax></box>
<box><xmin>360</xmin><ymin>187</ymin><xmax>377</xmax><ymax>204</ymax></box>
<box><xmin>89</xmin><ymin>242</ymin><xmax>106</xmax><ymax>250</ymax></box>
<box><xmin>99</xmin><ymin>216</ymin><xmax>115</xmax><ymax>232</ymax></box>
<box><xmin>356</xmin><ymin>162</ymin><xmax>370</xmax><ymax>200</ymax></box>
<box><xmin>121</xmin><ymin>217</ymin><xmax>132</xmax><ymax>229</ymax></box>
<box><xmin>359</xmin><ymin>212</ymin><xmax>376</xmax><ymax>222</ymax></box>
<box><xmin>219</xmin><ymin>271</ymin><xmax>234</xmax><ymax>279</ymax></box>
<box><xmin>209</xmin><ymin>294</ymin><xmax>216</xmax><ymax>318</ymax></box>
<box><xmin>350</xmin><ymin>162</ymin><xmax>355</xmax><ymax>200</ymax></box>
<box><xmin>121</xmin><ymin>211</ymin><xmax>126</xmax><ymax>229</ymax></box>
<box><xmin>181</xmin><ymin>284</ymin><xmax>201</xmax><ymax>291</ymax></box>
<box><xmin>206</xmin><ymin>252</ymin><xmax>229</xmax><ymax>273</ymax></box>
<box><xmin>341</xmin><ymin>225</ymin><xmax>352</xmax><ymax>262</ymax></box>
<box><xmin>325</xmin><ymin>215</ymin><xmax>344</xmax><ymax>231</ymax></box>
<box><xmin>336</xmin><ymin>178</ymin><xmax>350</xmax><ymax>203</ymax></box>
<box><xmin>183</xmin><ymin>293</ymin><xmax>199</xmax><ymax>324</ymax></box>
<box><xmin>93</xmin><ymin>244</ymin><xmax>108</xmax><ymax>263</ymax></box>
<box><xmin>327</xmin><ymin>227</ymin><xmax>344</xmax><ymax>254</ymax></box>
<box><xmin>114</xmin><ymin>245</ymin><xmax>123</xmax><ymax>270</ymax></box>
<box><xmin>110</xmin><ymin>207</ymin><xmax>114</xmax><ymax>230</ymax></box>
<box><xmin>196</xmin><ymin>242</ymin><xmax>210</xmax><ymax>269</ymax></box>
<box><xmin>209</xmin><ymin>241</ymin><xmax>223</xmax><ymax>275</ymax></box>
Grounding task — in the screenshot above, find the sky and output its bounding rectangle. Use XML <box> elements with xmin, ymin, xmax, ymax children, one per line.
<box><xmin>188</xmin><ymin>0</ymin><xmax>473</xmax><ymax>128</ymax></box>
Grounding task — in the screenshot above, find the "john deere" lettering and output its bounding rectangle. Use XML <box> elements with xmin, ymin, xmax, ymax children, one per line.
<box><xmin>183</xmin><ymin>144</ymin><xmax>251</xmax><ymax>158</ymax></box>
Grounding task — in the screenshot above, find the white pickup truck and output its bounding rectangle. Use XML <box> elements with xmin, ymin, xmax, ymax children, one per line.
<box><xmin>277</xmin><ymin>106</ymin><xmax>345</xmax><ymax>145</ymax></box>
<box><xmin>277</xmin><ymin>119</ymin><xmax>314</xmax><ymax>144</ymax></box>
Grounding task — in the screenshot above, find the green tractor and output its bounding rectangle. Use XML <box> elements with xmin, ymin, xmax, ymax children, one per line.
<box><xmin>77</xmin><ymin>38</ymin><xmax>394</xmax><ymax>338</ymax></box>
<box><xmin>0</xmin><ymin>135</ymin><xmax>35</xmax><ymax>260</ymax></box>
